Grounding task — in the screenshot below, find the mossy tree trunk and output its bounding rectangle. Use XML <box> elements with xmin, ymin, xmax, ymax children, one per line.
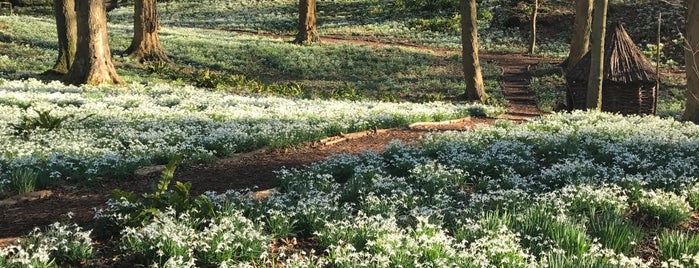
<box><xmin>684</xmin><ymin>0</ymin><xmax>699</xmax><ymax>123</ymax></box>
<box><xmin>460</xmin><ymin>0</ymin><xmax>488</xmax><ymax>102</ymax></box>
<box><xmin>586</xmin><ymin>0</ymin><xmax>608</xmax><ymax>110</ymax></box>
<box><xmin>49</xmin><ymin>0</ymin><xmax>76</xmax><ymax>74</ymax></box>
<box><xmin>64</xmin><ymin>0</ymin><xmax>124</xmax><ymax>85</ymax></box>
<box><xmin>294</xmin><ymin>0</ymin><xmax>320</xmax><ymax>44</ymax></box>
<box><xmin>124</xmin><ymin>0</ymin><xmax>169</xmax><ymax>62</ymax></box>
<box><xmin>528</xmin><ymin>0</ymin><xmax>538</xmax><ymax>54</ymax></box>
<box><xmin>564</xmin><ymin>0</ymin><xmax>593</xmax><ymax>72</ymax></box>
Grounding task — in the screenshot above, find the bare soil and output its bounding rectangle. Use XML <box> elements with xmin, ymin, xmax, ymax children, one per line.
<box><xmin>0</xmin><ymin>33</ymin><xmax>556</xmax><ymax>248</ymax></box>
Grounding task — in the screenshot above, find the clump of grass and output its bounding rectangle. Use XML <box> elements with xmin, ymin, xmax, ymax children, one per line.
<box><xmin>544</xmin><ymin>251</ymin><xmax>617</xmax><ymax>268</ymax></box>
<box><xmin>588</xmin><ymin>212</ymin><xmax>643</xmax><ymax>255</ymax></box>
<box><xmin>15</xmin><ymin>221</ymin><xmax>94</xmax><ymax>267</ymax></box>
<box><xmin>686</xmin><ymin>183</ymin><xmax>699</xmax><ymax>210</ymax></box>
<box><xmin>9</xmin><ymin>168</ymin><xmax>38</xmax><ymax>194</ymax></box>
<box><xmin>636</xmin><ymin>189</ymin><xmax>692</xmax><ymax>227</ymax></box>
<box><xmin>512</xmin><ymin>206</ymin><xmax>590</xmax><ymax>258</ymax></box>
<box><xmin>657</xmin><ymin>230</ymin><xmax>699</xmax><ymax>262</ymax></box>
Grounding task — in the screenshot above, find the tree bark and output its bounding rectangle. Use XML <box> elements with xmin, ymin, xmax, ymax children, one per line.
<box><xmin>563</xmin><ymin>0</ymin><xmax>593</xmax><ymax>72</ymax></box>
<box><xmin>683</xmin><ymin>0</ymin><xmax>699</xmax><ymax>123</ymax></box>
<box><xmin>124</xmin><ymin>0</ymin><xmax>170</xmax><ymax>62</ymax></box>
<box><xmin>528</xmin><ymin>0</ymin><xmax>538</xmax><ymax>54</ymax></box>
<box><xmin>64</xmin><ymin>0</ymin><xmax>124</xmax><ymax>85</ymax></box>
<box><xmin>49</xmin><ymin>0</ymin><xmax>76</xmax><ymax>74</ymax></box>
<box><xmin>586</xmin><ymin>0</ymin><xmax>608</xmax><ymax>110</ymax></box>
<box><xmin>460</xmin><ymin>0</ymin><xmax>488</xmax><ymax>102</ymax></box>
<box><xmin>294</xmin><ymin>0</ymin><xmax>320</xmax><ymax>44</ymax></box>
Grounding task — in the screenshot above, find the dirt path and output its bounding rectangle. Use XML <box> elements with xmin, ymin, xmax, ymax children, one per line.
<box><xmin>0</xmin><ymin>119</ymin><xmax>488</xmax><ymax>244</ymax></box>
<box><xmin>480</xmin><ymin>53</ymin><xmax>561</xmax><ymax>119</ymax></box>
<box><xmin>0</xmin><ymin>31</ymin><xmax>557</xmax><ymax>245</ymax></box>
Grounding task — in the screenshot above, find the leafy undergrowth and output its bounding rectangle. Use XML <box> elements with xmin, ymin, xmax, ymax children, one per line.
<box><xmin>3</xmin><ymin>111</ymin><xmax>699</xmax><ymax>267</ymax></box>
<box><xmin>0</xmin><ymin>79</ymin><xmax>501</xmax><ymax>196</ymax></box>
<box><xmin>0</xmin><ymin>15</ymin><xmax>502</xmax><ymax>103</ymax></box>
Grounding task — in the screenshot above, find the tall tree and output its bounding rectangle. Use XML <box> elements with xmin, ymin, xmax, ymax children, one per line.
<box><xmin>585</xmin><ymin>0</ymin><xmax>608</xmax><ymax>110</ymax></box>
<box><xmin>528</xmin><ymin>0</ymin><xmax>538</xmax><ymax>54</ymax></box>
<box><xmin>563</xmin><ymin>0</ymin><xmax>593</xmax><ymax>72</ymax></box>
<box><xmin>48</xmin><ymin>0</ymin><xmax>76</xmax><ymax>74</ymax></box>
<box><xmin>124</xmin><ymin>0</ymin><xmax>169</xmax><ymax>62</ymax></box>
<box><xmin>64</xmin><ymin>0</ymin><xmax>124</xmax><ymax>85</ymax></box>
<box><xmin>684</xmin><ymin>0</ymin><xmax>699</xmax><ymax>123</ymax></box>
<box><xmin>460</xmin><ymin>0</ymin><xmax>488</xmax><ymax>102</ymax></box>
<box><xmin>294</xmin><ymin>0</ymin><xmax>320</xmax><ymax>44</ymax></box>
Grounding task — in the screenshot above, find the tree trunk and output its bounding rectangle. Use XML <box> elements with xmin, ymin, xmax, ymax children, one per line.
<box><xmin>294</xmin><ymin>0</ymin><xmax>320</xmax><ymax>44</ymax></box>
<box><xmin>683</xmin><ymin>0</ymin><xmax>699</xmax><ymax>123</ymax></box>
<box><xmin>563</xmin><ymin>0</ymin><xmax>593</xmax><ymax>72</ymax></box>
<box><xmin>460</xmin><ymin>0</ymin><xmax>488</xmax><ymax>102</ymax></box>
<box><xmin>49</xmin><ymin>0</ymin><xmax>76</xmax><ymax>74</ymax></box>
<box><xmin>124</xmin><ymin>0</ymin><xmax>169</xmax><ymax>62</ymax></box>
<box><xmin>586</xmin><ymin>0</ymin><xmax>608</xmax><ymax>110</ymax></box>
<box><xmin>64</xmin><ymin>0</ymin><xmax>124</xmax><ymax>85</ymax></box>
<box><xmin>528</xmin><ymin>0</ymin><xmax>538</xmax><ymax>54</ymax></box>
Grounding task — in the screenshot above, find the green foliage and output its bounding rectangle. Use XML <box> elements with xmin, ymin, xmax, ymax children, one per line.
<box><xmin>408</xmin><ymin>13</ymin><xmax>461</xmax><ymax>34</ymax></box>
<box><xmin>12</xmin><ymin>221</ymin><xmax>94</xmax><ymax>267</ymax></box>
<box><xmin>101</xmin><ymin>157</ymin><xmax>216</xmax><ymax>231</ymax></box>
<box><xmin>544</xmin><ymin>251</ymin><xmax>618</xmax><ymax>268</ymax></box>
<box><xmin>687</xmin><ymin>183</ymin><xmax>699</xmax><ymax>210</ymax></box>
<box><xmin>191</xmin><ymin>68</ymin><xmax>228</xmax><ymax>89</ymax></box>
<box><xmin>265</xmin><ymin>209</ymin><xmax>297</xmax><ymax>238</ymax></box>
<box><xmin>8</xmin><ymin>168</ymin><xmax>37</xmax><ymax>194</ymax></box>
<box><xmin>323</xmin><ymin>86</ymin><xmax>366</xmax><ymax>101</ymax></box>
<box><xmin>194</xmin><ymin>213</ymin><xmax>269</xmax><ymax>266</ymax></box>
<box><xmin>636</xmin><ymin>189</ymin><xmax>692</xmax><ymax>228</ymax></box>
<box><xmin>9</xmin><ymin>109</ymin><xmax>93</xmax><ymax>139</ymax></box>
<box><xmin>657</xmin><ymin>76</ymin><xmax>687</xmax><ymax>119</ymax></box>
<box><xmin>482</xmin><ymin>61</ymin><xmax>509</xmax><ymax>107</ymax></box>
<box><xmin>394</xmin><ymin>0</ymin><xmax>458</xmax><ymax>12</ymax></box>
<box><xmin>528</xmin><ymin>63</ymin><xmax>566</xmax><ymax>112</ymax></box>
<box><xmin>588</xmin><ymin>212</ymin><xmax>643</xmax><ymax>255</ymax></box>
<box><xmin>10</xmin><ymin>109</ymin><xmax>66</xmax><ymax>137</ymax></box>
<box><xmin>657</xmin><ymin>230</ymin><xmax>699</xmax><ymax>262</ymax></box>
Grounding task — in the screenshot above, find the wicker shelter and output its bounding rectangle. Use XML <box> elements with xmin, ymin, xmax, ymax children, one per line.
<box><xmin>565</xmin><ymin>23</ymin><xmax>658</xmax><ymax>115</ymax></box>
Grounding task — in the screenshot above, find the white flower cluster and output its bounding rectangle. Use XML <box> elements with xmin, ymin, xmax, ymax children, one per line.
<box><xmin>13</xmin><ymin>111</ymin><xmax>699</xmax><ymax>266</ymax></box>
<box><xmin>551</xmin><ymin>184</ymin><xmax>629</xmax><ymax>217</ymax></box>
<box><xmin>637</xmin><ymin>189</ymin><xmax>693</xmax><ymax>226</ymax></box>
<box><xmin>0</xmin><ymin>79</ymin><xmax>498</xmax><ymax>184</ymax></box>
<box><xmin>0</xmin><ymin>221</ymin><xmax>93</xmax><ymax>267</ymax></box>
<box><xmin>121</xmin><ymin>208</ymin><xmax>269</xmax><ymax>267</ymax></box>
<box><xmin>261</xmin><ymin>111</ymin><xmax>698</xmax><ymax>266</ymax></box>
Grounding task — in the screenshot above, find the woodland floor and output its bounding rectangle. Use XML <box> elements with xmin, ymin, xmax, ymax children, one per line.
<box><xmin>0</xmin><ymin>35</ymin><xmax>559</xmax><ymax>247</ymax></box>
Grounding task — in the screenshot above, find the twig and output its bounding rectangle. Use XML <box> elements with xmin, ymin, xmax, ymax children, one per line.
<box><xmin>318</xmin><ymin>127</ymin><xmax>389</xmax><ymax>146</ymax></box>
<box><xmin>407</xmin><ymin>117</ymin><xmax>472</xmax><ymax>129</ymax></box>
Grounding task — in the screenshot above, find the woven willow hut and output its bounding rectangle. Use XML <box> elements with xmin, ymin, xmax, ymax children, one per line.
<box><xmin>565</xmin><ymin>23</ymin><xmax>658</xmax><ymax>115</ymax></box>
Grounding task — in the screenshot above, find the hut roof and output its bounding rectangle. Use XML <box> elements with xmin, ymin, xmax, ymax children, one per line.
<box><xmin>566</xmin><ymin>23</ymin><xmax>657</xmax><ymax>83</ymax></box>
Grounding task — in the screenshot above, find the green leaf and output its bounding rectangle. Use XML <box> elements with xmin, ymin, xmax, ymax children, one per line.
<box><xmin>110</xmin><ymin>189</ymin><xmax>138</xmax><ymax>203</ymax></box>
<box><xmin>155</xmin><ymin>157</ymin><xmax>180</xmax><ymax>197</ymax></box>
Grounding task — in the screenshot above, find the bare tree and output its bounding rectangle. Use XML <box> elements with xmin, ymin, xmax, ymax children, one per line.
<box><xmin>124</xmin><ymin>0</ymin><xmax>170</xmax><ymax>62</ymax></box>
<box><xmin>64</xmin><ymin>0</ymin><xmax>124</xmax><ymax>85</ymax></box>
<box><xmin>586</xmin><ymin>0</ymin><xmax>608</xmax><ymax>110</ymax></box>
<box><xmin>48</xmin><ymin>0</ymin><xmax>76</xmax><ymax>74</ymax></box>
<box><xmin>460</xmin><ymin>0</ymin><xmax>488</xmax><ymax>102</ymax></box>
<box><xmin>684</xmin><ymin>0</ymin><xmax>699</xmax><ymax>123</ymax></box>
<box><xmin>563</xmin><ymin>0</ymin><xmax>593</xmax><ymax>72</ymax></box>
<box><xmin>528</xmin><ymin>0</ymin><xmax>538</xmax><ymax>54</ymax></box>
<box><xmin>294</xmin><ymin>0</ymin><xmax>320</xmax><ymax>44</ymax></box>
